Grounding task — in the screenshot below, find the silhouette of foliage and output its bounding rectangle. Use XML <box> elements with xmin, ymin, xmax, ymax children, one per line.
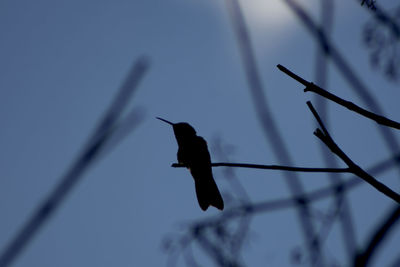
<box><xmin>360</xmin><ymin>0</ymin><xmax>376</xmax><ymax>10</ymax></box>
<box><xmin>363</xmin><ymin>5</ymin><xmax>400</xmax><ymax>81</ymax></box>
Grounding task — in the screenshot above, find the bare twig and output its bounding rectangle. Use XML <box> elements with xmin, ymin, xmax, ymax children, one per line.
<box><xmin>184</xmin><ymin>152</ymin><xmax>400</xmax><ymax>228</ymax></box>
<box><xmin>166</xmin><ymin>152</ymin><xmax>400</xmax><ymax>266</ymax></box>
<box><xmin>283</xmin><ymin>0</ymin><xmax>400</xmax><ymax>181</ymax></box>
<box><xmin>307</xmin><ymin>101</ymin><xmax>400</xmax><ymax>204</ymax></box>
<box><xmin>278</xmin><ymin>64</ymin><xmax>400</xmax><ymax>130</ymax></box>
<box><xmin>172</xmin><ymin>162</ymin><xmax>350</xmax><ymax>173</ymax></box>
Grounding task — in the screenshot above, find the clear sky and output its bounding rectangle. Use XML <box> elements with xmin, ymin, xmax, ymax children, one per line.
<box><xmin>1</xmin><ymin>0</ymin><xmax>399</xmax><ymax>266</ymax></box>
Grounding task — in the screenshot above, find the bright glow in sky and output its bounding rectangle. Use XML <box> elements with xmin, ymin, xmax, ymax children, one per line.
<box><xmin>243</xmin><ymin>0</ymin><xmax>296</xmax><ymax>27</ymax></box>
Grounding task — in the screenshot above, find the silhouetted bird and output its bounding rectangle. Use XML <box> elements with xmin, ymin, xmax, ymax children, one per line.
<box><xmin>157</xmin><ymin>117</ymin><xmax>224</xmax><ymax>211</ymax></box>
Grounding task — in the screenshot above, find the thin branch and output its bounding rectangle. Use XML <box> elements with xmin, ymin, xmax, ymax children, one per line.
<box><xmin>283</xmin><ymin>0</ymin><xmax>400</xmax><ymax>182</ymax></box>
<box><xmin>306</xmin><ymin>83</ymin><xmax>400</xmax><ymax>130</ymax></box>
<box><xmin>211</xmin><ymin>137</ymin><xmax>252</xmax><ymax>257</ymax></box>
<box><xmin>0</xmin><ymin>57</ymin><xmax>150</xmax><ymax>267</ymax></box>
<box><xmin>354</xmin><ymin>205</ymin><xmax>400</xmax><ymax>267</ymax></box>
<box><xmin>277</xmin><ymin>64</ymin><xmax>310</xmax><ymax>86</ymax></box>
<box><xmin>278</xmin><ymin>64</ymin><xmax>400</xmax><ymax>130</ymax></box>
<box><xmin>224</xmin><ymin>0</ymin><xmax>322</xmax><ymax>263</ymax></box>
<box><xmin>185</xmin><ymin>152</ymin><xmax>400</xmax><ymax>228</ymax></box>
<box><xmin>212</xmin><ymin>137</ymin><xmax>251</xmax><ymax>202</ymax></box>
<box><xmin>313</xmin><ymin>1</ymin><xmax>357</xmax><ymax>257</ymax></box>
<box><xmin>172</xmin><ymin>162</ymin><xmax>350</xmax><ymax>173</ymax></box>
<box><xmin>307</xmin><ymin>101</ymin><xmax>400</xmax><ymax>204</ymax></box>
<box><xmin>167</xmin><ymin>152</ymin><xmax>400</xmax><ymax>266</ymax></box>
<box><xmin>193</xmin><ymin>226</ymin><xmax>242</xmax><ymax>267</ymax></box>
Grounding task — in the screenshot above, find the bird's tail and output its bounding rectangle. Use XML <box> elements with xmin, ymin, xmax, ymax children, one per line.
<box><xmin>194</xmin><ymin>173</ymin><xmax>224</xmax><ymax>211</ymax></box>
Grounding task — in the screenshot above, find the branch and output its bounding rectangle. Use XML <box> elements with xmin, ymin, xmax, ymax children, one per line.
<box><xmin>307</xmin><ymin>101</ymin><xmax>400</xmax><ymax>204</ymax></box>
<box><xmin>224</xmin><ymin>0</ymin><xmax>322</xmax><ymax>264</ymax></box>
<box><xmin>360</xmin><ymin>0</ymin><xmax>377</xmax><ymax>10</ymax></box>
<box><xmin>180</xmin><ymin>152</ymin><xmax>400</xmax><ymax>230</ymax></box>
<box><xmin>277</xmin><ymin>64</ymin><xmax>400</xmax><ymax>130</ymax></box>
<box><xmin>171</xmin><ymin>162</ymin><xmax>350</xmax><ymax>173</ymax></box>
<box><xmin>354</xmin><ymin>205</ymin><xmax>400</xmax><ymax>266</ymax></box>
<box><xmin>283</xmin><ymin>0</ymin><xmax>400</xmax><ymax>182</ymax></box>
<box><xmin>0</xmin><ymin>57</ymin><xmax>150</xmax><ymax>267</ymax></box>
<box><xmin>313</xmin><ymin>0</ymin><xmax>357</xmax><ymax>259</ymax></box>
<box><xmin>359</xmin><ymin>0</ymin><xmax>400</xmax><ymax>39</ymax></box>
<box><xmin>193</xmin><ymin>226</ymin><xmax>242</xmax><ymax>267</ymax></box>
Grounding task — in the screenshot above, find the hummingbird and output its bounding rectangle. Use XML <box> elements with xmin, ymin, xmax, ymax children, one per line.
<box><xmin>157</xmin><ymin>117</ymin><xmax>224</xmax><ymax>211</ymax></box>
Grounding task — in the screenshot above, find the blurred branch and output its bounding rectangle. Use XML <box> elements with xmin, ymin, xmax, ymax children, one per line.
<box><xmin>389</xmin><ymin>255</ymin><xmax>400</xmax><ymax>267</ymax></box>
<box><xmin>307</xmin><ymin>101</ymin><xmax>400</xmax><ymax>204</ymax></box>
<box><xmin>0</xmin><ymin>57</ymin><xmax>150</xmax><ymax>267</ymax></box>
<box><xmin>278</xmin><ymin>64</ymin><xmax>400</xmax><ymax>130</ymax></box>
<box><xmin>313</xmin><ymin>0</ymin><xmax>357</xmax><ymax>259</ymax></box>
<box><xmin>211</xmin><ymin>136</ymin><xmax>251</xmax><ymax>203</ymax></box>
<box><xmin>172</xmin><ymin>162</ymin><xmax>350</xmax><ymax>173</ymax></box>
<box><xmin>166</xmin><ymin>151</ymin><xmax>400</xmax><ymax>266</ymax></box>
<box><xmin>283</xmin><ymin>0</ymin><xmax>400</xmax><ymax>182</ymax></box>
<box><xmin>182</xmin><ymin>244</ymin><xmax>201</xmax><ymax>267</ymax></box>
<box><xmin>363</xmin><ymin>13</ymin><xmax>400</xmax><ymax>81</ymax></box>
<box><xmin>224</xmin><ymin>0</ymin><xmax>323</xmax><ymax>264</ymax></box>
<box><xmin>354</xmin><ymin>205</ymin><xmax>400</xmax><ymax>266</ymax></box>
<box><xmin>210</xmin><ymin>137</ymin><xmax>252</xmax><ymax>258</ymax></box>
<box><xmin>360</xmin><ymin>0</ymin><xmax>377</xmax><ymax>10</ymax></box>
<box><xmin>183</xmin><ymin>151</ymin><xmax>400</xmax><ymax>228</ymax></box>
<box><xmin>359</xmin><ymin>0</ymin><xmax>400</xmax><ymax>39</ymax></box>
<box><xmin>193</xmin><ymin>226</ymin><xmax>243</xmax><ymax>267</ymax></box>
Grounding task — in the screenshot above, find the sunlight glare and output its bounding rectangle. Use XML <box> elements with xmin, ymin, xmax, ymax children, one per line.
<box><xmin>242</xmin><ymin>0</ymin><xmax>295</xmax><ymax>29</ymax></box>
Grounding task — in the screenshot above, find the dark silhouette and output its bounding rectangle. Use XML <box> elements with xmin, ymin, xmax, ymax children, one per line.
<box><xmin>157</xmin><ymin>117</ymin><xmax>224</xmax><ymax>211</ymax></box>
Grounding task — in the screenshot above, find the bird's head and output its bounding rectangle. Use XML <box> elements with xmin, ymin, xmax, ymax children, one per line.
<box><xmin>172</xmin><ymin>122</ymin><xmax>196</xmax><ymax>138</ymax></box>
<box><xmin>156</xmin><ymin>117</ymin><xmax>197</xmax><ymax>144</ymax></box>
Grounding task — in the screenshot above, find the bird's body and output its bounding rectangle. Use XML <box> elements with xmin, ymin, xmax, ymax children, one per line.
<box><xmin>157</xmin><ymin>117</ymin><xmax>224</xmax><ymax>211</ymax></box>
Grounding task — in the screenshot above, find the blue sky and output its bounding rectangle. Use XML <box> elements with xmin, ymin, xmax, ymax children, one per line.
<box><xmin>1</xmin><ymin>0</ymin><xmax>399</xmax><ymax>266</ymax></box>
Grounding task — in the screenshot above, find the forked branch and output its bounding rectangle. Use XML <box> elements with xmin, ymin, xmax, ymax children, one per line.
<box><xmin>307</xmin><ymin>101</ymin><xmax>400</xmax><ymax>204</ymax></box>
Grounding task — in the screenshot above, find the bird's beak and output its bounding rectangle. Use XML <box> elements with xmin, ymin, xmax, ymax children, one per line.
<box><xmin>156</xmin><ymin>117</ymin><xmax>174</xmax><ymax>125</ymax></box>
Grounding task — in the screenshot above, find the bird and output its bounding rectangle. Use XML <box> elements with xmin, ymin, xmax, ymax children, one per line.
<box><xmin>157</xmin><ymin>117</ymin><xmax>224</xmax><ymax>211</ymax></box>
